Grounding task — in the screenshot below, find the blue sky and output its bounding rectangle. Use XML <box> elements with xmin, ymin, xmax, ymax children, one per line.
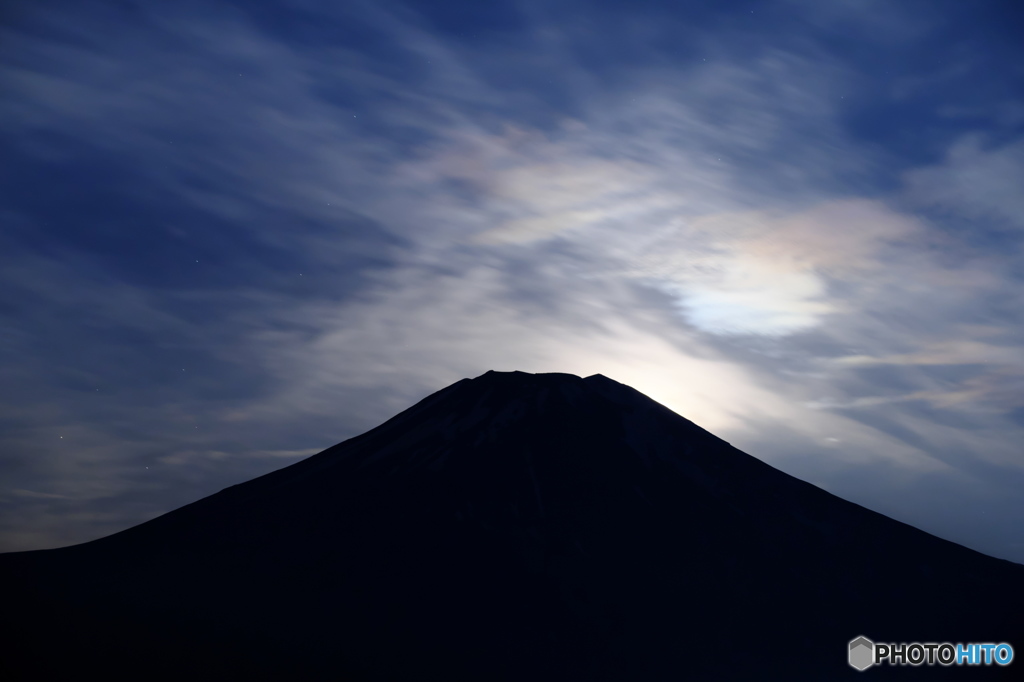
<box><xmin>2</xmin><ymin>0</ymin><xmax>1023</xmax><ymax>562</ymax></box>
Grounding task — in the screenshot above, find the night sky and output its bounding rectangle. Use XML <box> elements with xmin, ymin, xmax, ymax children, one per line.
<box><xmin>2</xmin><ymin>0</ymin><xmax>1023</xmax><ymax>564</ymax></box>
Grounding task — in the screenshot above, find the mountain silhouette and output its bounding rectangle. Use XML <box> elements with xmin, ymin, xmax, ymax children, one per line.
<box><xmin>2</xmin><ymin>370</ymin><xmax>1021</xmax><ymax>680</ymax></box>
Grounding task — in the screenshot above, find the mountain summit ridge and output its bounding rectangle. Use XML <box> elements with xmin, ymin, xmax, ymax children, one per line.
<box><xmin>2</xmin><ymin>370</ymin><xmax>1021</xmax><ymax>680</ymax></box>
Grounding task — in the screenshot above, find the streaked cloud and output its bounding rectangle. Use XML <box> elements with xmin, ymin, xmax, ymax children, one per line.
<box><xmin>904</xmin><ymin>135</ymin><xmax>1024</xmax><ymax>232</ymax></box>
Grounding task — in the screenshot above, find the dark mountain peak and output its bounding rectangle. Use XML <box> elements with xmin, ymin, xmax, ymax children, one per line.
<box><xmin>269</xmin><ymin>368</ymin><xmax>729</xmax><ymax>495</ymax></box>
<box><xmin>3</xmin><ymin>371</ymin><xmax>1022</xmax><ymax>681</ymax></box>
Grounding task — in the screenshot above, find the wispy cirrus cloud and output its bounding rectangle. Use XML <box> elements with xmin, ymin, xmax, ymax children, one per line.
<box><xmin>904</xmin><ymin>135</ymin><xmax>1024</xmax><ymax>233</ymax></box>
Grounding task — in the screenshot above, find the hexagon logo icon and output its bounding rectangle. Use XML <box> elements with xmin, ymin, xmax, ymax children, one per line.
<box><xmin>849</xmin><ymin>636</ymin><xmax>874</xmax><ymax>671</ymax></box>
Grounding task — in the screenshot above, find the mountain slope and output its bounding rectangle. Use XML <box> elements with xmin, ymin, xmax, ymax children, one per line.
<box><xmin>3</xmin><ymin>370</ymin><xmax>1021</xmax><ymax>680</ymax></box>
